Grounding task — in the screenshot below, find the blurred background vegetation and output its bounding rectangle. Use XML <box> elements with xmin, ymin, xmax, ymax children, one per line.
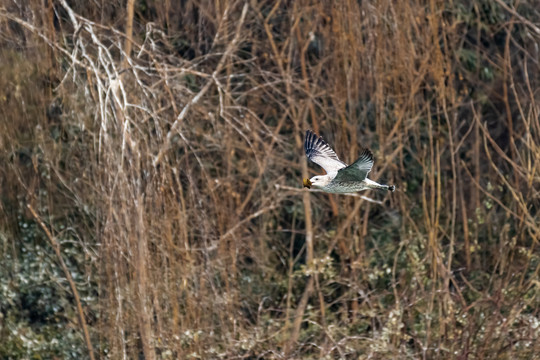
<box><xmin>0</xmin><ymin>0</ymin><xmax>539</xmax><ymax>358</ymax></box>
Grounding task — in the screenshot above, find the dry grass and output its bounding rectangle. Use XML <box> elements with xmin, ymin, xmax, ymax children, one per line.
<box><xmin>1</xmin><ymin>0</ymin><xmax>539</xmax><ymax>359</ymax></box>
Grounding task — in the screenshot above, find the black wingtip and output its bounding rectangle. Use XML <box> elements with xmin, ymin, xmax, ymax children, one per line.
<box><xmin>304</xmin><ymin>130</ymin><xmax>313</xmax><ymax>153</ymax></box>
<box><xmin>388</xmin><ymin>185</ymin><xmax>395</xmax><ymax>192</ymax></box>
<box><xmin>358</xmin><ymin>147</ymin><xmax>374</xmax><ymax>162</ymax></box>
<box><xmin>304</xmin><ymin>129</ymin><xmax>322</xmax><ymax>155</ymax></box>
<box><xmin>305</xmin><ymin>129</ymin><xmax>317</xmax><ymax>144</ymax></box>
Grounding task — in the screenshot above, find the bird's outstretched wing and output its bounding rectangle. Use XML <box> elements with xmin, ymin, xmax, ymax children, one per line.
<box><xmin>334</xmin><ymin>148</ymin><xmax>374</xmax><ymax>181</ymax></box>
<box><xmin>304</xmin><ymin>130</ymin><xmax>347</xmax><ymax>175</ymax></box>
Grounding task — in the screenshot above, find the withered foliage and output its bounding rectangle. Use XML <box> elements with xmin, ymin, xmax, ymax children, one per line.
<box><xmin>0</xmin><ymin>1</ymin><xmax>539</xmax><ymax>358</ymax></box>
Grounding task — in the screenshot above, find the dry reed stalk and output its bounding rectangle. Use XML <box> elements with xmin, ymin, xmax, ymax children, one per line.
<box><xmin>26</xmin><ymin>204</ymin><xmax>96</xmax><ymax>360</ymax></box>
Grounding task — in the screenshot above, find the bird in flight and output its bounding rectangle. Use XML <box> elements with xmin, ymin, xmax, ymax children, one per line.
<box><xmin>303</xmin><ymin>130</ymin><xmax>395</xmax><ymax>193</ymax></box>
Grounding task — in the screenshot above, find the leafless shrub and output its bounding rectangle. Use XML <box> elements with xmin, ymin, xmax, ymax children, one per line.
<box><xmin>0</xmin><ymin>0</ymin><xmax>539</xmax><ymax>359</ymax></box>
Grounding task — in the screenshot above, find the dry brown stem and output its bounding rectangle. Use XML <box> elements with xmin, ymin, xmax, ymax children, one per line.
<box><xmin>26</xmin><ymin>204</ymin><xmax>96</xmax><ymax>360</ymax></box>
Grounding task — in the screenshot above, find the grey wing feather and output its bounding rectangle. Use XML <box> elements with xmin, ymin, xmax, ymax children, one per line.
<box><xmin>304</xmin><ymin>130</ymin><xmax>347</xmax><ymax>175</ymax></box>
<box><xmin>334</xmin><ymin>148</ymin><xmax>374</xmax><ymax>181</ymax></box>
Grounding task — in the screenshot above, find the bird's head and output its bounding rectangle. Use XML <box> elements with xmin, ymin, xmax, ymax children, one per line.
<box><xmin>303</xmin><ymin>175</ymin><xmax>330</xmax><ymax>189</ymax></box>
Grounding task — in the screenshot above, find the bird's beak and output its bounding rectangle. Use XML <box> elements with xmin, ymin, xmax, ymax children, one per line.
<box><xmin>303</xmin><ymin>178</ymin><xmax>312</xmax><ymax>189</ymax></box>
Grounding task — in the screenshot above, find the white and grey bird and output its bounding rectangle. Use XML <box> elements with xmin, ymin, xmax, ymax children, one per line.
<box><xmin>303</xmin><ymin>130</ymin><xmax>395</xmax><ymax>193</ymax></box>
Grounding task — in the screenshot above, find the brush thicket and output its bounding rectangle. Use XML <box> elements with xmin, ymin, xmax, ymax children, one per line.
<box><xmin>0</xmin><ymin>1</ymin><xmax>539</xmax><ymax>358</ymax></box>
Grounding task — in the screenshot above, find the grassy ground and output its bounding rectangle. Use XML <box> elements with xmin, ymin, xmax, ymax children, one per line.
<box><xmin>1</xmin><ymin>1</ymin><xmax>539</xmax><ymax>358</ymax></box>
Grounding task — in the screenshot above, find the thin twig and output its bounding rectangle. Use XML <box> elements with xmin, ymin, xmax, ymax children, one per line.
<box><xmin>27</xmin><ymin>204</ymin><xmax>95</xmax><ymax>360</ymax></box>
<box><xmin>152</xmin><ymin>2</ymin><xmax>249</xmax><ymax>167</ymax></box>
<box><xmin>274</xmin><ymin>184</ymin><xmax>385</xmax><ymax>204</ymax></box>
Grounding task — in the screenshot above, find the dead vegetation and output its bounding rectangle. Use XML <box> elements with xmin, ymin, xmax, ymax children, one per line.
<box><xmin>0</xmin><ymin>0</ymin><xmax>539</xmax><ymax>358</ymax></box>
